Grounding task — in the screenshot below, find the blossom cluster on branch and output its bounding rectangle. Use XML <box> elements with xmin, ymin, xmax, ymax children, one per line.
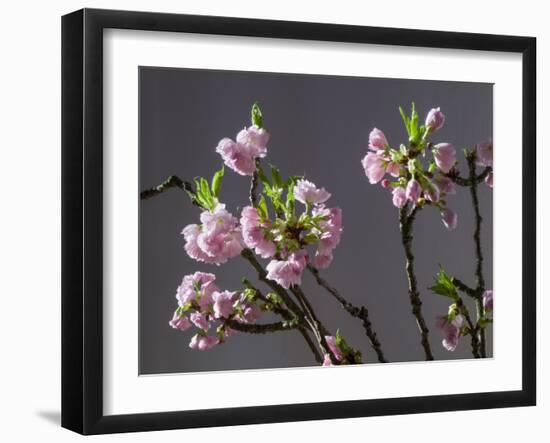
<box><xmin>141</xmin><ymin>101</ymin><xmax>495</xmax><ymax>364</ymax></box>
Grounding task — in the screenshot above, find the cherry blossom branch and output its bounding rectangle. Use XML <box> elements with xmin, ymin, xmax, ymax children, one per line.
<box><xmin>224</xmin><ymin>318</ymin><xmax>299</xmax><ymax>334</ymax></box>
<box><xmin>456</xmin><ymin>298</ymin><xmax>481</xmax><ymax>358</ymax></box>
<box><xmin>452</xmin><ymin>277</ymin><xmax>477</xmax><ymax>299</ymax></box>
<box><xmin>444</xmin><ymin>166</ymin><xmax>492</xmax><ymax>187</ymax></box>
<box><xmin>289</xmin><ymin>285</ymin><xmax>340</xmax><ymax>364</ymax></box>
<box><xmin>306</xmin><ymin>265</ymin><xmax>387</xmax><ymax>363</ymax></box>
<box><xmin>249</xmin><ymin>159</ymin><xmax>260</xmax><ymax>207</ymax></box>
<box><xmin>399</xmin><ymin>205</ymin><xmax>434</xmax><ymax>361</ymax></box>
<box><xmin>467</xmin><ymin>154</ymin><xmax>487</xmax><ymax>358</ymax></box>
<box><xmin>241</xmin><ymin>278</ymin><xmax>323</xmax><ymax>363</ymax></box>
<box><xmin>140</xmin><ymin>175</ymin><xmax>195</xmax><ymax>202</ymax></box>
<box><xmin>239</xmin><ymin>248</ymin><xmax>325</xmax><ymax>363</ymax></box>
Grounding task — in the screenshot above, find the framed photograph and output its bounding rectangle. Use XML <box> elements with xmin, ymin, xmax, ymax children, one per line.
<box><xmin>62</xmin><ymin>8</ymin><xmax>536</xmax><ymax>435</ymax></box>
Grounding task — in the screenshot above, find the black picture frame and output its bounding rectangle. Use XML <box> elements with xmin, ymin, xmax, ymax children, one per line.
<box><xmin>62</xmin><ymin>8</ymin><xmax>536</xmax><ymax>435</ymax></box>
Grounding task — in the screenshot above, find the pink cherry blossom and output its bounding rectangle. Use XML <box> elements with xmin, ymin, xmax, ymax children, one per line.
<box><xmin>435</xmin><ymin>176</ymin><xmax>456</xmax><ymax>195</ymax></box>
<box><xmin>216</xmin><ymin>138</ymin><xmax>256</xmax><ymax>176</ymax></box>
<box><xmin>483</xmin><ymin>290</ymin><xmax>493</xmax><ymax>312</ymax></box>
<box><xmin>240</xmin><ymin>206</ymin><xmax>276</xmax><ymax>259</ymax></box>
<box><xmin>190</xmin><ymin>312</ymin><xmax>210</xmax><ymax>332</ymax></box>
<box><xmin>216</xmin><ymin>126</ymin><xmax>269</xmax><ymax>176</ymax></box>
<box><xmin>424</xmin><ymin>182</ymin><xmax>440</xmax><ymax>202</ymax></box>
<box><xmin>406</xmin><ymin>179</ymin><xmax>421</xmax><ymax>202</ymax></box>
<box><xmin>476</xmin><ymin>141</ymin><xmax>493</xmax><ymax>167</ymax></box>
<box><xmin>425</xmin><ymin>107</ymin><xmax>445</xmax><ymax>132</ymax></box>
<box><xmin>238</xmin><ymin>302</ymin><xmax>262</xmax><ymax>324</ymax></box>
<box><xmin>189</xmin><ymin>334</ymin><xmax>219</xmax><ymax>351</ymax></box>
<box><xmin>325</xmin><ymin>335</ymin><xmax>344</xmax><ymax>361</ymax></box>
<box><xmin>182</xmin><ymin>204</ymin><xmax>245</xmax><ymax>265</ymax></box>
<box><xmin>436</xmin><ymin>314</ymin><xmax>464</xmax><ymax>352</ymax></box>
<box><xmin>169</xmin><ymin>311</ymin><xmax>192</xmax><ymax>331</ymax></box>
<box><xmin>212</xmin><ymin>290</ymin><xmax>238</xmax><ymax>319</ymax></box>
<box><xmin>322</xmin><ymin>354</ymin><xmax>333</xmax><ymax>366</ymax></box>
<box><xmin>485</xmin><ymin>172</ymin><xmax>493</xmax><ymax>188</ymax></box>
<box><xmin>266</xmin><ymin>250</ymin><xmax>308</xmax><ymax>289</ymax></box>
<box><xmin>175</xmin><ymin>272</ymin><xmax>218</xmax><ymax>307</ymax></box>
<box><xmin>392</xmin><ymin>187</ymin><xmax>407</xmax><ymax>208</ymax></box>
<box><xmin>294</xmin><ymin>179</ymin><xmax>331</xmax><ymax>206</ymax></box>
<box><xmin>386</xmin><ymin>162</ymin><xmax>401</xmax><ymax>177</ymax></box>
<box><xmin>441</xmin><ymin>207</ymin><xmax>458</xmax><ymax>230</ymax></box>
<box><xmin>368</xmin><ymin>128</ymin><xmax>389</xmax><ymax>152</ymax></box>
<box><xmin>362</xmin><ymin>152</ymin><xmax>387</xmax><ymax>184</ymax></box>
<box><xmin>433</xmin><ymin>143</ymin><xmax>456</xmax><ymax>173</ymax></box>
<box><xmin>236</xmin><ymin>126</ymin><xmax>270</xmax><ymax>158</ymax></box>
<box><xmin>312</xmin><ymin>206</ymin><xmax>343</xmax><ymax>256</ymax></box>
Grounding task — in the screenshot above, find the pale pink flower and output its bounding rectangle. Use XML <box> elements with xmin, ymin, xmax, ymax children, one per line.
<box><xmin>313</xmin><ymin>206</ymin><xmax>343</xmax><ymax>256</ymax></box>
<box><xmin>216</xmin><ymin>127</ymin><xmax>269</xmax><ymax>176</ymax></box>
<box><xmin>368</xmin><ymin>128</ymin><xmax>389</xmax><ymax>152</ymax></box>
<box><xmin>425</xmin><ymin>107</ymin><xmax>445</xmax><ymax>132</ymax></box>
<box><xmin>294</xmin><ymin>179</ymin><xmax>331</xmax><ymax>206</ymax></box>
<box><xmin>392</xmin><ymin>187</ymin><xmax>407</xmax><ymax>208</ymax></box>
<box><xmin>406</xmin><ymin>179</ymin><xmax>421</xmax><ymax>202</ymax></box>
<box><xmin>322</xmin><ymin>354</ymin><xmax>333</xmax><ymax>366</ymax></box>
<box><xmin>189</xmin><ymin>312</ymin><xmax>210</xmax><ymax>332</ymax></box>
<box><xmin>183</xmin><ymin>204</ymin><xmax>245</xmax><ymax>265</ymax></box>
<box><xmin>238</xmin><ymin>303</ymin><xmax>262</xmax><ymax>324</ymax></box>
<box><xmin>311</xmin><ymin>252</ymin><xmax>333</xmax><ymax>270</ymax></box>
<box><xmin>266</xmin><ymin>250</ymin><xmax>308</xmax><ymax>289</ymax></box>
<box><xmin>386</xmin><ymin>162</ymin><xmax>401</xmax><ymax>177</ymax></box>
<box><xmin>325</xmin><ymin>336</ymin><xmax>344</xmax><ymax>361</ymax></box>
<box><xmin>485</xmin><ymin>172</ymin><xmax>493</xmax><ymax>188</ymax></box>
<box><xmin>175</xmin><ymin>272</ymin><xmax>218</xmax><ymax>307</ymax></box>
<box><xmin>441</xmin><ymin>207</ymin><xmax>458</xmax><ymax>230</ymax></box>
<box><xmin>435</xmin><ymin>176</ymin><xmax>456</xmax><ymax>195</ymax></box>
<box><xmin>362</xmin><ymin>152</ymin><xmax>387</xmax><ymax>184</ymax></box>
<box><xmin>216</xmin><ymin>138</ymin><xmax>256</xmax><ymax>176</ymax></box>
<box><xmin>476</xmin><ymin>141</ymin><xmax>493</xmax><ymax>167</ymax></box>
<box><xmin>189</xmin><ymin>334</ymin><xmax>219</xmax><ymax>351</ymax></box>
<box><xmin>436</xmin><ymin>315</ymin><xmax>464</xmax><ymax>352</ymax></box>
<box><xmin>433</xmin><ymin>143</ymin><xmax>456</xmax><ymax>173</ymax></box>
<box><xmin>240</xmin><ymin>206</ymin><xmax>276</xmax><ymax>258</ymax></box>
<box><xmin>212</xmin><ymin>290</ymin><xmax>238</xmax><ymax>319</ymax></box>
<box><xmin>236</xmin><ymin>126</ymin><xmax>270</xmax><ymax>158</ymax></box>
<box><xmin>169</xmin><ymin>311</ymin><xmax>192</xmax><ymax>331</ymax></box>
<box><xmin>424</xmin><ymin>182</ymin><xmax>440</xmax><ymax>202</ymax></box>
<box><xmin>483</xmin><ymin>290</ymin><xmax>493</xmax><ymax>312</ymax></box>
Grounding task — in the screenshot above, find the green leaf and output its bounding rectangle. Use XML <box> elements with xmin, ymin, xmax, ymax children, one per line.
<box><xmin>251</xmin><ymin>102</ymin><xmax>263</xmax><ymax>128</ymax></box>
<box><xmin>399</xmin><ymin>106</ymin><xmax>411</xmax><ymax>136</ymax></box>
<box><xmin>258</xmin><ymin>194</ymin><xmax>269</xmax><ymax>219</ymax></box>
<box><xmin>270</xmin><ymin>164</ymin><xmax>283</xmax><ymax>189</ymax></box>
<box><xmin>410</xmin><ymin>102</ymin><xmax>419</xmax><ymax>142</ymax></box>
<box><xmin>211</xmin><ymin>165</ymin><xmax>224</xmax><ymax>198</ymax></box>
<box><xmin>428</xmin><ymin>161</ymin><xmax>437</xmax><ymax>173</ymax></box>
<box><xmin>429</xmin><ymin>266</ymin><xmax>459</xmax><ymax>300</ymax></box>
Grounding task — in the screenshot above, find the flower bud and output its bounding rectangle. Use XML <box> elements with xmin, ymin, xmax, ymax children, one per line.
<box><xmin>441</xmin><ymin>207</ymin><xmax>458</xmax><ymax>230</ymax></box>
<box><xmin>425</xmin><ymin>107</ymin><xmax>445</xmax><ymax>132</ymax></box>
<box><xmin>405</xmin><ymin>179</ymin><xmax>421</xmax><ymax>202</ymax></box>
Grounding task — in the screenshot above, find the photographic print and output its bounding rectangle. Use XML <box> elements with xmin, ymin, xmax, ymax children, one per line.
<box><xmin>139</xmin><ymin>67</ymin><xmax>493</xmax><ymax>374</ymax></box>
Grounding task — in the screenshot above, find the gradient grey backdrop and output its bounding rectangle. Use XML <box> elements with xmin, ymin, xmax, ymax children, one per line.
<box><xmin>139</xmin><ymin>67</ymin><xmax>493</xmax><ymax>374</ymax></box>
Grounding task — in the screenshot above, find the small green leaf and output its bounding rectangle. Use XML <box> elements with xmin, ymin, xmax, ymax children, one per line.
<box><xmin>429</xmin><ymin>266</ymin><xmax>459</xmax><ymax>300</ymax></box>
<box><xmin>428</xmin><ymin>161</ymin><xmax>437</xmax><ymax>173</ymax></box>
<box><xmin>258</xmin><ymin>194</ymin><xmax>269</xmax><ymax>219</ymax></box>
<box><xmin>211</xmin><ymin>165</ymin><xmax>224</xmax><ymax>198</ymax></box>
<box><xmin>270</xmin><ymin>164</ymin><xmax>283</xmax><ymax>189</ymax></box>
<box><xmin>399</xmin><ymin>106</ymin><xmax>411</xmax><ymax>136</ymax></box>
<box><xmin>251</xmin><ymin>102</ymin><xmax>263</xmax><ymax>128</ymax></box>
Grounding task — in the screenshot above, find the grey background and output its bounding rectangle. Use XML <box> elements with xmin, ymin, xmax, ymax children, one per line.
<box><xmin>139</xmin><ymin>67</ymin><xmax>493</xmax><ymax>374</ymax></box>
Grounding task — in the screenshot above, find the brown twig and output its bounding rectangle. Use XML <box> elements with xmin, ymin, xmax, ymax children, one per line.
<box><xmin>307</xmin><ymin>265</ymin><xmax>387</xmax><ymax>363</ymax></box>
<box><xmin>399</xmin><ymin>205</ymin><xmax>434</xmax><ymax>361</ymax></box>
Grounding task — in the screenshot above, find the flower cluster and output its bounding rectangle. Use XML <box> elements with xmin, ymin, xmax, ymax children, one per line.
<box><xmin>362</xmin><ymin>105</ymin><xmax>462</xmax><ymax>230</ymax></box>
<box><xmin>169</xmin><ymin>271</ymin><xmax>263</xmax><ymax>350</ymax></box>
<box><xmin>182</xmin><ymin>203</ymin><xmax>245</xmax><ymax>265</ymax></box>
<box><xmin>180</xmin><ymin>105</ymin><xmax>343</xmax><ymax>290</ymax></box>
